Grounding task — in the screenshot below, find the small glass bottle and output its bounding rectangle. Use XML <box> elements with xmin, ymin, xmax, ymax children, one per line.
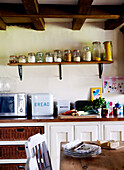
<box><xmin>54</xmin><ymin>50</ymin><xmax>62</xmax><ymax>62</ymax></box>
<box><xmin>45</xmin><ymin>52</ymin><xmax>53</xmax><ymax>62</ymax></box>
<box><xmin>64</xmin><ymin>50</ymin><xmax>72</xmax><ymax>62</ymax></box>
<box><xmin>9</xmin><ymin>55</ymin><xmax>18</xmax><ymax>63</ymax></box>
<box><xmin>28</xmin><ymin>53</ymin><xmax>35</xmax><ymax>63</ymax></box>
<box><xmin>18</xmin><ymin>55</ymin><xmax>26</xmax><ymax>63</ymax></box>
<box><xmin>92</xmin><ymin>41</ymin><xmax>101</xmax><ymax>61</ymax></box>
<box><xmin>83</xmin><ymin>46</ymin><xmax>91</xmax><ymax>61</ymax></box>
<box><xmin>73</xmin><ymin>50</ymin><xmax>80</xmax><ymax>62</ymax></box>
<box><xmin>36</xmin><ymin>52</ymin><xmax>44</xmax><ymax>62</ymax></box>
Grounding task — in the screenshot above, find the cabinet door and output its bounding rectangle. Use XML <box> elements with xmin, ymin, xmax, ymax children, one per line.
<box><xmin>75</xmin><ymin>125</ymin><xmax>99</xmax><ymax>142</ymax></box>
<box><xmin>103</xmin><ymin>124</ymin><xmax>124</xmax><ymax>141</ymax></box>
<box><xmin>50</xmin><ymin>125</ymin><xmax>74</xmax><ymax>170</ymax></box>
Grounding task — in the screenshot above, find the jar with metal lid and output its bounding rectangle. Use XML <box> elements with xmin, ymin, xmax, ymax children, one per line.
<box><xmin>54</xmin><ymin>50</ymin><xmax>62</xmax><ymax>62</ymax></box>
<box><xmin>36</xmin><ymin>52</ymin><xmax>44</xmax><ymax>62</ymax></box>
<box><xmin>64</xmin><ymin>50</ymin><xmax>72</xmax><ymax>62</ymax></box>
<box><xmin>73</xmin><ymin>50</ymin><xmax>80</xmax><ymax>62</ymax></box>
<box><xmin>83</xmin><ymin>46</ymin><xmax>91</xmax><ymax>61</ymax></box>
<box><xmin>9</xmin><ymin>55</ymin><xmax>18</xmax><ymax>63</ymax></box>
<box><xmin>28</xmin><ymin>53</ymin><xmax>35</xmax><ymax>63</ymax></box>
<box><xmin>92</xmin><ymin>41</ymin><xmax>101</xmax><ymax>61</ymax></box>
<box><xmin>45</xmin><ymin>52</ymin><xmax>53</xmax><ymax>62</ymax></box>
<box><xmin>103</xmin><ymin>41</ymin><xmax>113</xmax><ymax>61</ymax></box>
<box><xmin>18</xmin><ymin>55</ymin><xmax>26</xmax><ymax>63</ymax></box>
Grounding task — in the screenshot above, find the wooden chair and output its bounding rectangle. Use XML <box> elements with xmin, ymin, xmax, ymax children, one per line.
<box><xmin>25</xmin><ymin>133</ymin><xmax>52</xmax><ymax>170</ymax></box>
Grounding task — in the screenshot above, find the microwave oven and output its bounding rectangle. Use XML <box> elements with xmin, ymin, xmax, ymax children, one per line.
<box><xmin>28</xmin><ymin>93</ymin><xmax>53</xmax><ymax>116</ymax></box>
<box><xmin>0</xmin><ymin>93</ymin><xmax>27</xmax><ymax>117</ymax></box>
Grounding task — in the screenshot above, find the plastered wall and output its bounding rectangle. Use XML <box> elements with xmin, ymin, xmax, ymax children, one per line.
<box><xmin>0</xmin><ymin>22</ymin><xmax>124</xmax><ymax>104</ymax></box>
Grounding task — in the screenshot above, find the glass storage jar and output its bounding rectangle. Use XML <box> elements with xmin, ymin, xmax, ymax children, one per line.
<box><xmin>45</xmin><ymin>52</ymin><xmax>53</xmax><ymax>62</ymax></box>
<box><xmin>54</xmin><ymin>50</ymin><xmax>62</xmax><ymax>62</ymax></box>
<box><xmin>18</xmin><ymin>55</ymin><xmax>26</xmax><ymax>63</ymax></box>
<box><xmin>9</xmin><ymin>55</ymin><xmax>18</xmax><ymax>63</ymax></box>
<box><xmin>64</xmin><ymin>50</ymin><xmax>72</xmax><ymax>62</ymax></box>
<box><xmin>83</xmin><ymin>46</ymin><xmax>91</xmax><ymax>61</ymax></box>
<box><xmin>36</xmin><ymin>52</ymin><xmax>44</xmax><ymax>62</ymax></box>
<box><xmin>73</xmin><ymin>50</ymin><xmax>80</xmax><ymax>62</ymax></box>
<box><xmin>92</xmin><ymin>41</ymin><xmax>101</xmax><ymax>61</ymax></box>
<box><xmin>28</xmin><ymin>53</ymin><xmax>35</xmax><ymax>63</ymax></box>
<box><xmin>103</xmin><ymin>41</ymin><xmax>113</xmax><ymax>61</ymax></box>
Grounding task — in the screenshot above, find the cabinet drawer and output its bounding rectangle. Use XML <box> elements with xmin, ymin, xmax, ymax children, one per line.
<box><xmin>0</xmin><ymin>163</ymin><xmax>25</xmax><ymax>170</ymax></box>
<box><xmin>0</xmin><ymin>145</ymin><xmax>26</xmax><ymax>159</ymax></box>
<box><xmin>0</xmin><ymin>126</ymin><xmax>44</xmax><ymax>141</ymax></box>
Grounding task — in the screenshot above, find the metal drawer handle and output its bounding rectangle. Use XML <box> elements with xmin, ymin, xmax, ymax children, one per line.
<box><xmin>17</xmin><ymin>165</ymin><xmax>25</xmax><ymax>169</ymax></box>
<box><xmin>17</xmin><ymin>146</ymin><xmax>25</xmax><ymax>151</ymax></box>
<box><xmin>16</xmin><ymin>129</ymin><xmax>24</xmax><ymax>132</ymax></box>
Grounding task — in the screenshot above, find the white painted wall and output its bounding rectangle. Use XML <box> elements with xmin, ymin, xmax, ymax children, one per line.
<box><xmin>0</xmin><ymin>22</ymin><xmax>124</xmax><ymax>104</ymax></box>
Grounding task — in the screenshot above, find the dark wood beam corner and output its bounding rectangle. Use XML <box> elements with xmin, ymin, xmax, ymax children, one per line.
<box><xmin>120</xmin><ymin>26</ymin><xmax>124</xmax><ymax>34</ymax></box>
<box><xmin>22</xmin><ymin>0</ymin><xmax>45</xmax><ymax>30</ymax></box>
<box><xmin>104</xmin><ymin>19</ymin><xmax>124</xmax><ymax>30</ymax></box>
<box><xmin>0</xmin><ymin>18</ymin><xmax>6</xmax><ymax>30</ymax></box>
<box><xmin>72</xmin><ymin>0</ymin><xmax>94</xmax><ymax>30</ymax></box>
<box><xmin>72</xmin><ymin>18</ymin><xmax>86</xmax><ymax>30</ymax></box>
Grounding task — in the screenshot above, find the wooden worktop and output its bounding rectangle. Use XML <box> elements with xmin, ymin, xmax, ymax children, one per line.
<box><xmin>0</xmin><ymin>116</ymin><xmax>124</xmax><ymax>123</ymax></box>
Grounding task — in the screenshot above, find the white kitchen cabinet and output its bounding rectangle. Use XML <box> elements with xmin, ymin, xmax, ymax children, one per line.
<box><xmin>49</xmin><ymin>123</ymin><xmax>74</xmax><ymax>170</ymax></box>
<box><xmin>103</xmin><ymin>122</ymin><xmax>124</xmax><ymax>141</ymax></box>
<box><xmin>75</xmin><ymin>123</ymin><xmax>100</xmax><ymax>141</ymax></box>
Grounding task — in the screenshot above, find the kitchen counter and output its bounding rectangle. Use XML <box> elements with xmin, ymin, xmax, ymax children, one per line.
<box><xmin>0</xmin><ymin>116</ymin><xmax>124</xmax><ymax>123</ymax></box>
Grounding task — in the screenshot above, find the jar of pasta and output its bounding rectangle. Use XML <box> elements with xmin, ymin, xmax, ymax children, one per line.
<box><xmin>92</xmin><ymin>41</ymin><xmax>101</xmax><ymax>61</ymax></box>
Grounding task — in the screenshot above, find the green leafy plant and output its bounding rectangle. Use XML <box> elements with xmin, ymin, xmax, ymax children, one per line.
<box><xmin>92</xmin><ymin>97</ymin><xmax>106</xmax><ymax>109</ymax></box>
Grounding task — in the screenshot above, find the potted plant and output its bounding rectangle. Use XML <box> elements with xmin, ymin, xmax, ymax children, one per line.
<box><xmin>92</xmin><ymin>97</ymin><xmax>106</xmax><ymax>117</ymax></box>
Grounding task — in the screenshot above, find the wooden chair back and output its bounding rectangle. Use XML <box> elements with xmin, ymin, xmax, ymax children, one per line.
<box><xmin>25</xmin><ymin>133</ymin><xmax>52</xmax><ymax>170</ymax></box>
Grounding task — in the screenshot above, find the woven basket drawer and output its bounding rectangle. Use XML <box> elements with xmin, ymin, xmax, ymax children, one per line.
<box><xmin>0</xmin><ymin>145</ymin><xmax>26</xmax><ymax>159</ymax></box>
<box><xmin>0</xmin><ymin>163</ymin><xmax>25</xmax><ymax>170</ymax></box>
<box><xmin>0</xmin><ymin>126</ymin><xmax>44</xmax><ymax>141</ymax></box>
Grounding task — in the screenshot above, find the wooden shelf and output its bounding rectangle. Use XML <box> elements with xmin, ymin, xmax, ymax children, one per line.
<box><xmin>8</xmin><ymin>61</ymin><xmax>113</xmax><ymax>66</ymax></box>
<box><xmin>7</xmin><ymin>61</ymin><xmax>114</xmax><ymax>80</ymax></box>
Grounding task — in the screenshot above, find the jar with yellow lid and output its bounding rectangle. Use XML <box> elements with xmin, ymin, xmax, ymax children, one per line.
<box><xmin>92</xmin><ymin>41</ymin><xmax>101</xmax><ymax>61</ymax></box>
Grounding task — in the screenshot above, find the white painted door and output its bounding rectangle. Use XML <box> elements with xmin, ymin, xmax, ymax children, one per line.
<box><xmin>75</xmin><ymin>124</ymin><xmax>100</xmax><ymax>142</ymax></box>
<box><xmin>103</xmin><ymin>124</ymin><xmax>124</xmax><ymax>141</ymax></box>
<box><xmin>50</xmin><ymin>125</ymin><xmax>74</xmax><ymax>170</ymax></box>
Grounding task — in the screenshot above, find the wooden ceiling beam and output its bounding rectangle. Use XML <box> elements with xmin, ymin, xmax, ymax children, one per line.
<box><xmin>22</xmin><ymin>0</ymin><xmax>45</xmax><ymax>30</ymax></box>
<box><xmin>104</xmin><ymin>4</ymin><xmax>124</xmax><ymax>30</ymax></box>
<box><xmin>105</xmin><ymin>19</ymin><xmax>124</xmax><ymax>30</ymax></box>
<box><xmin>0</xmin><ymin>18</ymin><xmax>6</xmax><ymax>30</ymax></box>
<box><xmin>72</xmin><ymin>0</ymin><xmax>94</xmax><ymax>30</ymax></box>
<box><xmin>120</xmin><ymin>26</ymin><xmax>124</xmax><ymax>34</ymax></box>
<box><xmin>0</xmin><ymin>4</ymin><xmax>121</xmax><ymax>19</ymax></box>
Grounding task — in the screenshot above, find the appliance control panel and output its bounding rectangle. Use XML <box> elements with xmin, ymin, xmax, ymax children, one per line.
<box><xmin>17</xmin><ymin>94</ymin><xmax>26</xmax><ymax>114</ymax></box>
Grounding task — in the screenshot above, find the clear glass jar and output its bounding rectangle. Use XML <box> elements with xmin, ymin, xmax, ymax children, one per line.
<box><xmin>36</xmin><ymin>52</ymin><xmax>44</xmax><ymax>62</ymax></box>
<box><xmin>73</xmin><ymin>50</ymin><xmax>80</xmax><ymax>62</ymax></box>
<box><xmin>9</xmin><ymin>55</ymin><xmax>18</xmax><ymax>63</ymax></box>
<box><xmin>18</xmin><ymin>55</ymin><xmax>26</xmax><ymax>63</ymax></box>
<box><xmin>28</xmin><ymin>53</ymin><xmax>35</xmax><ymax>63</ymax></box>
<box><xmin>83</xmin><ymin>46</ymin><xmax>91</xmax><ymax>61</ymax></box>
<box><xmin>92</xmin><ymin>41</ymin><xmax>101</xmax><ymax>61</ymax></box>
<box><xmin>64</xmin><ymin>50</ymin><xmax>72</xmax><ymax>62</ymax></box>
<box><xmin>45</xmin><ymin>52</ymin><xmax>53</xmax><ymax>62</ymax></box>
<box><xmin>54</xmin><ymin>50</ymin><xmax>62</xmax><ymax>62</ymax></box>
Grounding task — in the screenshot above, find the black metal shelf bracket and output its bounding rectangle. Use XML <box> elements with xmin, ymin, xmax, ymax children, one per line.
<box><xmin>59</xmin><ymin>64</ymin><xmax>62</xmax><ymax>80</ymax></box>
<box><xmin>98</xmin><ymin>63</ymin><xmax>103</xmax><ymax>79</ymax></box>
<box><xmin>18</xmin><ymin>65</ymin><xmax>22</xmax><ymax>80</ymax></box>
